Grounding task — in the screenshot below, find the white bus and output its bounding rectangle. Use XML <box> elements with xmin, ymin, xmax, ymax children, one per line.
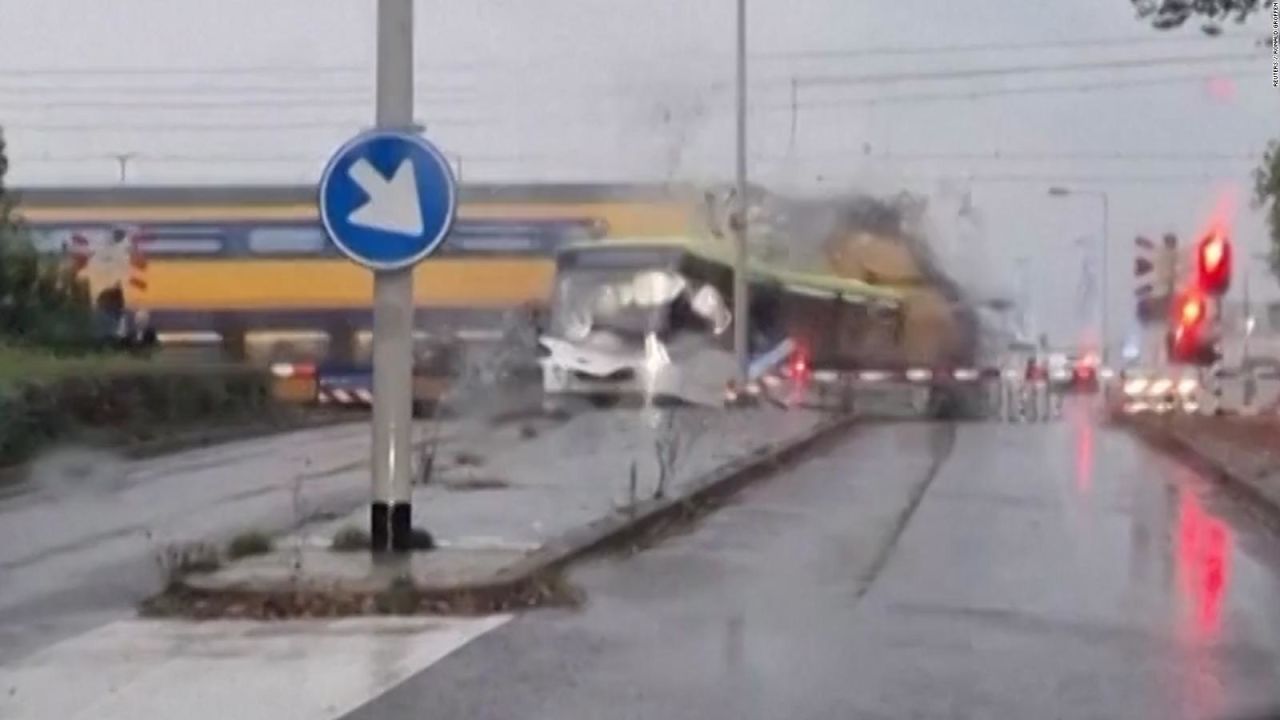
<box><xmin>538</xmin><ymin>236</ymin><xmax>903</xmax><ymax>407</ymax></box>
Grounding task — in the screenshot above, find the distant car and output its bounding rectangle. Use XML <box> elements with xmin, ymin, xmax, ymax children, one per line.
<box><xmin>1047</xmin><ymin>353</ymin><xmax>1073</xmax><ymax>389</ymax></box>
<box><xmin>1068</xmin><ymin>353</ymin><xmax>1100</xmax><ymax>393</ymax></box>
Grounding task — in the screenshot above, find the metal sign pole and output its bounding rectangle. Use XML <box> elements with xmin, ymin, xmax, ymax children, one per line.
<box><xmin>1099</xmin><ymin>192</ymin><xmax>1110</xmax><ymax>367</ymax></box>
<box><xmin>371</xmin><ymin>0</ymin><xmax>416</xmax><ymax>552</ymax></box>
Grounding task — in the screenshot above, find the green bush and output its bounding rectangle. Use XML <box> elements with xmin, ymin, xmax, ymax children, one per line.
<box><xmin>331</xmin><ymin>525</ymin><xmax>372</xmax><ymax>552</ymax></box>
<box><xmin>0</xmin><ymin>363</ymin><xmax>279</xmax><ymax>467</ymax></box>
<box><xmin>0</xmin><ymin>128</ymin><xmax>98</xmax><ymax>352</ymax></box>
<box><xmin>226</xmin><ymin>530</ymin><xmax>274</xmax><ymax>559</ymax></box>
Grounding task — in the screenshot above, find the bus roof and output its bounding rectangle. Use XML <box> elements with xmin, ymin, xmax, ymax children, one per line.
<box><xmin>561</xmin><ymin>235</ymin><xmax>904</xmax><ymax>305</ymax></box>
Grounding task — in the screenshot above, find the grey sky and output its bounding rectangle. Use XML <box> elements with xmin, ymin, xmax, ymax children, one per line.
<box><xmin>0</xmin><ymin>0</ymin><xmax>1276</xmax><ymax>345</ymax></box>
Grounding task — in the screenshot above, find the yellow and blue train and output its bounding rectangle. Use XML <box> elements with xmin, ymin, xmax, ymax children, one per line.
<box><xmin>18</xmin><ymin>184</ymin><xmax>703</xmax><ymax>404</ymax></box>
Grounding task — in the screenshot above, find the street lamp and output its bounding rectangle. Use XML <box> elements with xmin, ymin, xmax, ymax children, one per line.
<box><xmin>1048</xmin><ymin>186</ymin><xmax>1111</xmax><ymax>366</ymax></box>
<box><xmin>1242</xmin><ymin>250</ymin><xmax>1269</xmax><ymax>365</ymax></box>
<box><xmin>112</xmin><ymin>152</ymin><xmax>137</xmax><ymax>184</ymax></box>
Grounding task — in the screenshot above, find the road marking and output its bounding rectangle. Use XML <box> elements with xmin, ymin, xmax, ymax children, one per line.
<box><xmin>0</xmin><ymin>614</ymin><xmax>510</xmax><ymax>720</ymax></box>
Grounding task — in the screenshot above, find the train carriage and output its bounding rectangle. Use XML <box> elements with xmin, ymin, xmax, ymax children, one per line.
<box><xmin>16</xmin><ymin>184</ymin><xmax>704</xmax><ymax>406</ymax></box>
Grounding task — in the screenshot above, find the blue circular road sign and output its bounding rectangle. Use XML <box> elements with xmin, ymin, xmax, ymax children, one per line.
<box><xmin>318</xmin><ymin>129</ymin><xmax>457</xmax><ymax>271</ymax></box>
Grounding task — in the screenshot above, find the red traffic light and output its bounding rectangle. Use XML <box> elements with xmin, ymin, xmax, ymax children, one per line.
<box><xmin>1167</xmin><ymin>289</ymin><xmax>1218</xmax><ymax>366</ymax></box>
<box><xmin>1196</xmin><ymin>231</ymin><xmax>1232</xmax><ymax>296</ymax></box>
<box><xmin>1179</xmin><ymin>293</ymin><xmax>1205</xmax><ymax>326</ymax></box>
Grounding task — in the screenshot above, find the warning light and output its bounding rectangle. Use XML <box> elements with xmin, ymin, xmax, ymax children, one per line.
<box><xmin>1167</xmin><ymin>289</ymin><xmax>1219</xmax><ymax>366</ymax></box>
<box><xmin>1196</xmin><ymin>231</ymin><xmax>1232</xmax><ymax>296</ymax></box>
<box><xmin>789</xmin><ymin>343</ymin><xmax>812</xmax><ymax>383</ymax></box>
<box><xmin>1180</xmin><ymin>294</ymin><xmax>1204</xmax><ymax>325</ymax></box>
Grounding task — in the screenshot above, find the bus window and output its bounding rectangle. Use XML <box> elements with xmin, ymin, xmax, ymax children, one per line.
<box><xmin>748</xmin><ymin>285</ymin><xmax>785</xmax><ymax>353</ymax></box>
<box><xmin>678</xmin><ymin>255</ymin><xmax>732</xmax><ymax>307</ymax></box>
<box><xmin>247</xmin><ymin>226</ymin><xmax>327</xmax><ymax>255</ymax></box>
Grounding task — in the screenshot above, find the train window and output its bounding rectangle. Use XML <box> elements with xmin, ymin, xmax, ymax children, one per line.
<box><xmin>448</xmin><ymin>236</ymin><xmax>538</xmax><ymax>253</ymax></box>
<box><xmin>137</xmin><ymin>237</ymin><xmax>224</xmax><ymax>254</ymax></box>
<box><xmin>135</xmin><ymin>227</ymin><xmax>226</xmax><ymax>255</ymax></box>
<box><xmin>27</xmin><ymin>229</ymin><xmax>70</xmax><ymax>254</ymax></box>
<box><xmin>248</xmin><ymin>227</ymin><xmax>327</xmax><ymax>254</ymax></box>
<box><xmin>561</xmin><ymin>248</ymin><xmax>678</xmax><ymax>270</ymax></box>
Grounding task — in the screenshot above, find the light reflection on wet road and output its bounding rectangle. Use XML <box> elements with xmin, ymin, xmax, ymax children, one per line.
<box><xmin>347</xmin><ymin>399</ymin><xmax>1280</xmax><ymax>720</ymax></box>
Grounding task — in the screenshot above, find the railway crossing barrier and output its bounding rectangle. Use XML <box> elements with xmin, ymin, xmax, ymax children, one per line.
<box><xmin>730</xmin><ymin>365</ymin><xmax>1068</xmax><ymax>422</ymax></box>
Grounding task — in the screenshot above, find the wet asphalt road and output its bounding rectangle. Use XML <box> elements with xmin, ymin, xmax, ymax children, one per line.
<box><xmin>0</xmin><ymin>421</ymin><xmax>398</xmax><ymax>666</ymax></box>
<box><xmin>345</xmin><ymin>399</ymin><xmax>1280</xmax><ymax>720</ymax></box>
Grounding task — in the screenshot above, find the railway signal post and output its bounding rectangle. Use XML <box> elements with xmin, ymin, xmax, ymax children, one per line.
<box><xmin>318</xmin><ymin>0</ymin><xmax>458</xmax><ymax>552</ymax></box>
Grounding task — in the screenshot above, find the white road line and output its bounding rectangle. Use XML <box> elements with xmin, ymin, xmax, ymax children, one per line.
<box><xmin>0</xmin><ymin>614</ymin><xmax>510</xmax><ymax>720</ymax></box>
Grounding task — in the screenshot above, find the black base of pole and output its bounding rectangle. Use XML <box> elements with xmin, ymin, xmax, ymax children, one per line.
<box><xmin>390</xmin><ymin>503</ymin><xmax>412</xmax><ymax>552</ymax></box>
<box><xmin>371</xmin><ymin>502</ymin><xmax>415</xmax><ymax>553</ymax></box>
<box><xmin>370</xmin><ymin>502</ymin><xmax>390</xmax><ymax>552</ymax></box>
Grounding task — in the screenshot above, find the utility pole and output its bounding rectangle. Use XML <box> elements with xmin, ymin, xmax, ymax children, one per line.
<box><xmin>787</xmin><ymin>77</ymin><xmax>798</xmax><ymax>154</ymax></box>
<box><xmin>1048</xmin><ymin>186</ymin><xmax>1110</xmax><ymax>366</ymax></box>
<box><xmin>1100</xmin><ymin>192</ymin><xmax>1111</xmax><ymax>366</ymax></box>
<box><xmin>370</xmin><ymin>0</ymin><xmax>416</xmax><ymax>552</ymax></box>
<box><xmin>732</xmin><ymin>0</ymin><xmax>750</xmax><ymax>384</ymax></box>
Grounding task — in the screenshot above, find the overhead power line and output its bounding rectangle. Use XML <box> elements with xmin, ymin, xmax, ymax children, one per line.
<box><xmin>10</xmin><ymin>151</ymin><xmax>573</xmax><ymax>164</ymax></box>
<box><xmin>13</xmin><ymin>150</ymin><xmax>1261</xmax><ymax>169</ymax></box>
<box><xmin>5</xmin><ymin>117</ymin><xmax>493</xmax><ymax>133</ymax></box>
<box><xmin>758</xmin><ymin>33</ymin><xmax>1252</xmax><ymax>60</ymax></box>
<box><xmin>760</xmin><ymin>150</ymin><xmax>1260</xmax><ymax>163</ymax></box>
<box><xmin>764</xmin><ymin>70</ymin><xmax>1254</xmax><ymax>109</ymax></box>
<box><xmin>811</xmin><ymin>171</ymin><xmax>1246</xmax><ymax>185</ymax></box>
<box><xmin>0</xmin><ymin>82</ymin><xmax>474</xmax><ymax>97</ymax></box>
<box><xmin>0</xmin><ymin>97</ymin><xmax>381</xmax><ymax>111</ymax></box>
<box><xmin>0</xmin><ymin>52</ymin><xmax>1259</xmax><ymax>106</ymax></box>
<box><xmin>798</xmin><ymin>52</ymin><xmax>1265</xmax><ymax>87</ymax></box>
<box><xmin>0</xmin><ymin>64</ymin><xmax>372</xmax><ymax>78</ymax></box>
<box><xmin>0</xmin><ymin>69</ymin><xmax>1250</xmax><ymax>113</ymax></box>
<box><xmin>0</xmin><ymin>62</ymin><xmax>493</xmax><ymax>78</ymax></box>
<box><xmin>0</xmin><ymin>33</ymin><xmax>1248</xmax><ymax>78</ymax></box>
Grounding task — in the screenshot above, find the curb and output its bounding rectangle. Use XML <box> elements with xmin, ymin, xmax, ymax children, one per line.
<box><xmin>1116</xmin><ymin>412</ymin><xmax>1280</xmax><ymax>524</ymax></box>
<box><xmin>157</xmin><ymin>412</ymin><xmax>856</xmax><ymax>616</ymax></box>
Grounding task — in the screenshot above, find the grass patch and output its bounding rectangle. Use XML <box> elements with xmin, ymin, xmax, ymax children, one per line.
<box><xmin>139</xmin><ymin>567</ymin><xmax>584</xmax><ymax>619</ymax></box>
<box><xmin>155</xmin><ymin>541</ymin><xmax>222</xmax><ymax>585</ymax></box>
<box><xmin>441</xmin><ymin>476</ymin><xmax>510</xmax><ymax>492</ymax></box>
<box><xmin>331</xmin><ymin>525</ymin><xmax>372</xmax><ymax>552</ymax></box>
<box><xmin>0</xmin><ymin>345</ymin><xmax>154</xmax><ymax>388</ymax></box>
<box><xmin>226</xmin><ymin>530</ymin><xmax>274</xmax><ymax>559</ymax></box>
<box><xmin>453</xmin><ymin>450</ymin><xmax>485</xmax><ymax>467</ymax></box>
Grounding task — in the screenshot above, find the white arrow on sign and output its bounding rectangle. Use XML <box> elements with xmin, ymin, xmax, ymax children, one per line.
<box><xmin>347</xmin><ymin>157</ymin><xmax>424</xmax><ymax>236</ymax></box>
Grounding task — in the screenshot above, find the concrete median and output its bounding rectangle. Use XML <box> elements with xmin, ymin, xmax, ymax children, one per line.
<box><xmin>143</xmin><ymin>406</ymin><xmax>853</xmax><ymax>618</ymax></box>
